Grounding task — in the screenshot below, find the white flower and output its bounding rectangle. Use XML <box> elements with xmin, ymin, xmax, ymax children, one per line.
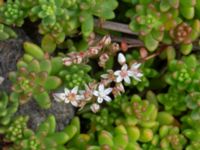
<box><xmin>90</xmin><ymin>103</ymin><xmax>100</xmax><ymax>113</ymax></box>
<box><xmin>117</xmin><ymin>53</ymin><xmax>126</xmax><ymax>65</ymax></box>
<box><xmin>114</xmin><ymin>64</ymin><xmax>133</xmax><ymax>84</ymax></box>
<box><xmin>93</xmin><ymin>84</ymin><xmax>112</xmax><ymax>103</ymax></box>
<box><xmin>130</xmin><ymin>63</ymin><xmax>143</xmax><ymax>81</ymax></box>
<box><xmin>53</xmin><ymin>93</ymin><xmax>66</xmax><ymax>102</ymax></box>
<box><xmin>53</xmin><ymin>86</ymin><xmax>82</xmax><ymax>107</ymax></box>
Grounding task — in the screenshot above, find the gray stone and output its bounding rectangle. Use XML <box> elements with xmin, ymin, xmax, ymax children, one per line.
<box><xmin>0</xmin><ymin>28</ymin><xmax>30</xmax><ymax>92</ymax></box>
<box><xmin>16</xmin><ymin>98</ymin><xmax>75</xmax><ymax>131</ymax></box>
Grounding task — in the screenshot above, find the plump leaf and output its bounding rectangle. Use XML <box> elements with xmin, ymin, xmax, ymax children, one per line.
<box><xmin>24</xmin><ymin>42</ymin><xmax>44</xmax><ymax>60</ymax></box>
<box><xmin>28</xmin><ymin>59</ymin><xmax>41</xmax><ymax>72</ymax></box>
<box><xmin>50</xmin><ymin>57</ymin><xmax>64</xmax><ymax>75</ymax></box>
<box><xmin>180</xmin><ymin>6</ymin><xmax>194</xmax><ymax>19</ymax></box>
<box><xmin>40</xmin><ymin>59</ymin><xmax>52</xmax><ymax>73</ymax></box>
<box><xmin>98</xmin><ymin>131</ymin><xmax>114</xmax><ymax>147</ymax></box>
<box><xmin>44</xmin><ymin>76</ymin><xmax>61</xmax><ymax>90</ymax></box>
<box><xmin>81</xmin><ymin>13</ymin><xmax>94</xmax><ymax>37</ymax></box>
<box><xmin>46</xmin><ymin>115</ymin><xmax>56</xmax><ymax>134</ymax></box>
<box><xmin>144</xmin><ymin>33</ymin><xmax>159</xmax><ymax>52</ymax></box>
<box><xmin>33</xmin><ymin>92</ymin><xmax>51</xmax><ymax>109</ymax></box>
<box><xmin>41</xmin><ymin>34</ymin><xmax>56</xmax><ymax>53</ymax></box>
<box><xmin>48</xmin><ymin>132</ymin><xmax>70</xmax><ymax>145</ymax></box>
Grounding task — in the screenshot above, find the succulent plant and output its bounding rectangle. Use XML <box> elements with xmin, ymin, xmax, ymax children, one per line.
<box><xmin>157</xmin><ymin>87</ymin><xmax>187</xmax><ymax>115</ymax></box>
<box><xmin>186</xmin><ymin>141</ymin><xmax>200</xmax><ymax>150</ymax></box>
<box><xmin>0</xmin><ymin>0</ymin><xmax>27</xmax><ymax>26</ymax></box>
<box><xmin>165</xmin><ymin>55</ymin><xmax>200</xmax><ymax>92</ymax></box>
<box><xmin>158</xmin><ymin>125</ymin><xmax>187</xmax><ymax>150</ymax></box>
<box><xmin>9</xmin><ymin>59</ymin><xmax>61</xmax><ymax>109</ymax></box>
<box><xmin>9</xmin><ymin>42</ymin><xmax>62</xmax><ymax>109</ymax></box>
<box><xmin>3</xmin><ymin>116</ymin><xmax>29</xmax><ymax>142</ymax></box>
<box><xmin>126</xmin><ymin>0</ymin><xmax>200</xmax><ymax>52</ymax></box>
<box><xmin>83</xmin><ymin>107</ymin><xmax>118</xmax><ymax>132</ymax></box>
<box><xmin>67</xmin><ymin>124</ymin><xmax>143</xmax><ymax>150</ymax></box>
<box><xmin>156</xmin><ymin>55</ymin><xmax>200</xmax><ymax>114</ymax></box>
<box><xmin>0</xmin><ymin>92</ymin><xmax>19</xmax><ymax>133</ymax></box>
<box><xmin>127</xmin><ymin>1</ymin><xmax>180</xmax><ymax>51</ymax></box>
<box><xmin>1</xmin><ymin>1</ymin><xmax>200</xmax><ymax>150</ymax></box>
<box><xmin>59</xmin><ymin>64</ymin><xmax>92</xmax><ymax>89</ymax></box>
<box><xmin>0</xmin><ymin>0</ymin><xmax>118</xmax><ymax>52</ymax></box>
<box><xmin>117</xmin><ymin>95</ymin><xmax>158</xmax><ymax>129</ymax></box>
<box><xmin>2</xmin><ymin>115</ymin><xmax>80</xmax><ymax>150</ymax></box>
<box><xmin>0</xmin><ymin>23</ymin><xmax>17</xmax><ymax>40</ymax></box>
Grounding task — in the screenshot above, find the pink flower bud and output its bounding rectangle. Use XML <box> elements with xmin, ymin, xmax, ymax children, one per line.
<box><xmin>100</xmin><ymin>53</ymin><xmax>109</xmax><ymax>62</ymax></box>
<box><xmin>90</xmin><ymin>103</ymin><xmax>100</xmax><ymax>113</ymax></box>
<box><xmin>63</xmin><ymin>57</ymin><xmax>72</xmax><ymax>66</ymax></box>
<box><xmin>100</xmin><ymin>35</ymin><xmax>111</xmax><ymax>46</ymax></box>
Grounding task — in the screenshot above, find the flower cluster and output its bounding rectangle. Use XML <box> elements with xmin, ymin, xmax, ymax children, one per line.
<box><xmin>62</xmin><ymin>35</ymin><xmax>119</xmax><ymax>68</ymax></box>
<box><xmin>53</xmin><ymin>51</ymin><xmax>143</xmax><ymax>113</ymax></box>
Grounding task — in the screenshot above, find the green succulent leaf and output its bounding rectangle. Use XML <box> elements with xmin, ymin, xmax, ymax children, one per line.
<box><xmin>44</xmin><ymin>76</ymin><xmax>61</xmax><ymax>90</ymax></box>
<box><xmin>33</xmin><ymin>91</ymin><xmax>51</xmax><ymax>109</ymax></box>
<box><xmin>41</xmin><ymin>34</ymin><xmax>56</xmax><ymax>53</ymax></box>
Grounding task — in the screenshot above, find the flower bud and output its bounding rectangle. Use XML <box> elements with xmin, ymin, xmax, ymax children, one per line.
<box><xmin>117</xmin><ymin>53</ymin><xmax>126</xmax><ymax>65</ymax></box>
<box><xmin>63</xmin><ymin>57</ymin><xmax>72</xmax><ymax>66</ymax></box>
<box><xmin>90</xmin><ymin>103</ymin><xmax>100</xmax><ymax>113</ymax></box>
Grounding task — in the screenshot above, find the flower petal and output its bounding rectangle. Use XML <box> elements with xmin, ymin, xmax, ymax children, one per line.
<box><xmin>72</xmin><ymin>86</ymin><xmax>78</xmax><ymax>94</ymax></box>
<box><xmin>64</xmin><ymin>98</ymin><xmax>70</xmax><ymax>103</ymax></box>
<box><xmin>131</xmin><ymin>63</ymin><xmax>141</xmax><ymax>69</ymax></box>
<box><xmin>122</xmin><ymin>64</ymin><xmax>128</xmax><ymax>70</ymax></box>
<box><xmin>99</xmin><ymin>84</ymin><xmax>104</xmax><ymax>92</ymax></box>
<box><xmin>101</xmin><ymin>74</ymin><xmax>108</xmax><ymax>79</ymax></box>
<box><xmin>137</xmin><ymin>72</ymin><xmax>143</xmax><ymax>77</ymax></box>
<box><xmin>124</xmin><ymin>76</ymin><xmax>131</xmax><ymax>84</ymax></box>
<box><xmin>71</xmin><ymin>100</ymin><xmax>78</xmax><ymax>107</ymax></box>
<box><xmin>104</xmin><ymin>96</ymin><xmax>111</xmax><ymax>102</ymax></box>
<box><xmin>133</xmin><ymin>75</ymin><xmax>142</xmax><ymax>82</ymax></box>
<box><xmin>77</xmin><ymin>95</ymin><xmax>84</xmax><ymax>100</ymax></box>
<box><xmin>93</xmin><ymin>90</ymin><xmax>99</xmax><ymax>97</ymax></box>
<box><xmin>105</xmin><ymin>88</ymin><xmax>112</xmax><ymax>95</ymax></box>
<box><xmin>64</xmin><ymin>88</ymin><xmax>70</xmax><ymax>95</ymax></box>
<box><xmin>53</xmin><ymin>93</ymin><xmax>65</xmax><ymax>102</ymax></box>
<box><xmin>97</xmin><ymin>97</ymin><xmax>103</xmax><ymax>103</ymax></box>
<box><xmin>114</xmin><ymin>70</ymin><xmax>121</xmax><ymax>76</ymax></box>
<box><xmin>128</xmin><ymin>70</ymin><xmax>134</xmax><ymax>76</ymax></box>
<box><xmin>116</xmin><ymin>76</ymin><xmax>123</xmax><ymax>83</ymax></box>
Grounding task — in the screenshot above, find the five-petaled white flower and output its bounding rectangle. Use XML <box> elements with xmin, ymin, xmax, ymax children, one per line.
<box><xmin>130</xmin><ymin>63</ymin><xmax>143</xmax><ymax>81</ymax></box>
<box><xmin>114</xmin><ymin>64</ymin><xmax>133</xmax><ymax>84</ymax></box>
<box><xmin>53</xmin><ymin>86</ymin><xmax>82</xmax><ymax>107</ymax></box>
<box><xmin>93</xmin><ymin>84</ymin><xmax>112</xmax><ymax>103</ymax></box>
